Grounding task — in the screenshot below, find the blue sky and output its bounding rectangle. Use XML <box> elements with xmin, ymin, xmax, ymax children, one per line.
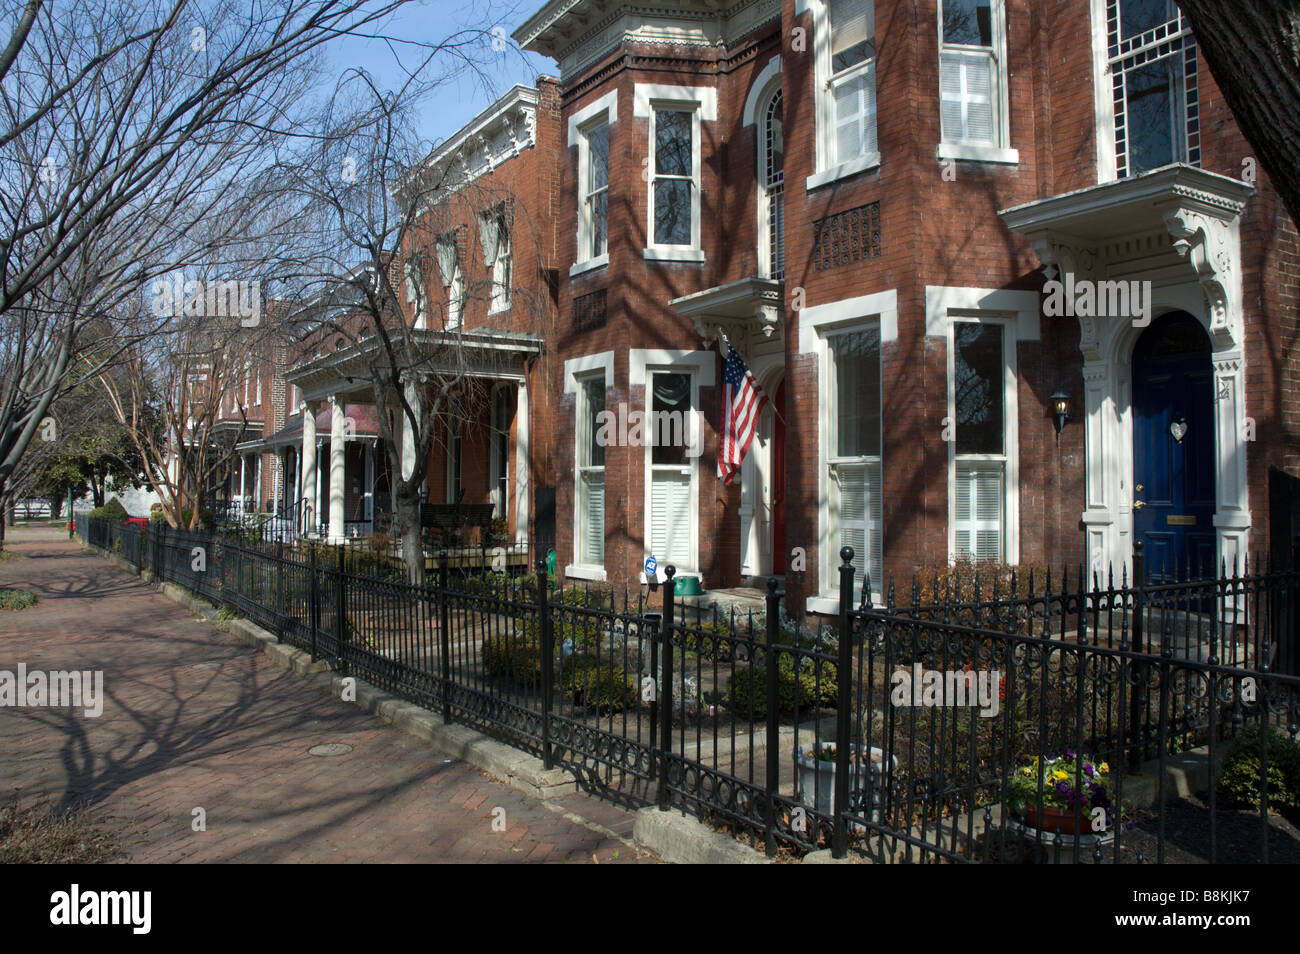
<box><xmin>326</xmin><ymin>0</ymin><xmax>557</xmax><ymax>149</ymax></box>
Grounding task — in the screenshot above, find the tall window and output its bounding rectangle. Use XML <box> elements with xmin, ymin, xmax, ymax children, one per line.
<box><xmin>951</xmin><ymin>321</ymin><xmax>1007</xmax><ymax>561</ymax></box>
<box><xmin>576</xmin><ymin>373</ymin><xmax>606</xmax><ymax>565</ymax></box>
<box><xmin>761</xmin><ymin>88</ymin><xmax>785</xmax><ymax>280</ymax></box>
<box><xmin>1107</xmin><ymin>0</ymin><xmax>1199</xmax><ymax>178</ymax></box>
<box><xmin>649</xmin><ymin>371</ymin><xmax>694</xmax><ymax>569</ymax></box>
<box><xmin>480</xmin><ymin>206</ymin><xmax>511</xmax><ymax>314</ymax></box>
<box><xmin>435</xmin><ymin>236</ymin><xmax>464</xmax><ymax>328</ymax></box>
<box><xmin>404</xmin><ymin>259</ymin><xmax>427</xmax><ymax>328</ymax></box>
<box><xmin>579</xmin><ymin>120</ymin><xmax>609</xmax><ymax>264</ymax></box>
<box><xmin>939</xmin><ymin>0</ymin><xmax>1006</xmax><ymax>148</ymax></box>
<box><xmin>827</xmin><ymin>328</ymin><xmax>882</xmax><ymax>595</ymax></box>
<box><xmin>650</xmin><ymin>107</ymin><xmax>699</xmax><ymax>250</ymax></box>
<box><xmin>823</xmin><ymin>0</ymin><xmax>877</xmax><ymax>169</ymax></box>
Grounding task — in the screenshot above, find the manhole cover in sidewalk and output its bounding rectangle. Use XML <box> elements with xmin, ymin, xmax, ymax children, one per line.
<box><xmin>308</xmin><ymin>743</ymin><xmax>354</xmax><ymax>757</ymax></box>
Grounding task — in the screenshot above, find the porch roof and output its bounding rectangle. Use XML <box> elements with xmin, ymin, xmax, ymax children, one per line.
<box><xmin>669</xmin><ymin>276</ymin><xmax>783</xmax><ymax>349</ymax></box>
<box><xmin>285</xmin><ymin>328</ymin><xmax>543</xmax><ymax>402</ymax></box>
<box><xmin>243</xmin><ymin>404</ymin><xmax>381</xmax><ymax>451</ymax></box>
<box><xmin>999</xmin><ymin>163</ymin><xmax>1253</xmax><ymax>242</ymax></box>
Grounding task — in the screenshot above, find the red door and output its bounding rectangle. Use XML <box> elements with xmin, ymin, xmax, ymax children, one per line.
<box><xmin>772</xmin><ymin>380</ymin><xmax>787</xmax><ymax>573</ymax></box>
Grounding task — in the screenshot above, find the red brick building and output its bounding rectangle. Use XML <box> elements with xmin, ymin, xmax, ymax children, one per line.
<box><xmin>507</xmin><ymin>0</ymin><xmax>1299</xmax><ymax>611</ymax></box>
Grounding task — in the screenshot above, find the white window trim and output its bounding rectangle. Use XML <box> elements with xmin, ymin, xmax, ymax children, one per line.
<box><xmin>755</xmin><ymin>79</ymin><xmax>784</xmax><ymax>281</ymax></box>
<box><xmin>926</xmin><ymin>286</ymin><xmax>1039</xmax><ymax>567</ymax></box>
<box><xmin>575</xmin><ymin>114</ymin><xmax>612</xmax><ymax>276</ymax></box>
<box><xmin>489</xmin><ymin>383</ymin><xmax>511</xmax><ymax>520</ymax></box>
<box><xmin>936</xmin><ymin>0</ymin><xmax>1014</xmax><ymax>156</ymax></box>
<box><xmin>806</xmin><ymin>0</ymin><xmax>881</xmax><ymax>192</ymax></box>
<box><xmin>483</xmin><ymin>207</ymin><xmax>511</xmax><ymax>315</ymax></box>
<box><xmin>567</xmin><ymin>90</ymin><xmax>618</xmax><ymax>146</ymax></box>
<box><xmin>1089</xmin><ymin>0</ymin><xmax>1118</xmax><ymax>182</ymax></box>
<box><xmin>634</xmin><ymin>84</ymin><xmax>715</xmax><ymax>261</ymax></box>
<box><xmin>798</xmin><ymin>289</ymin><xmax>897</xmax><ymax>614</ymax></box>
<box><xmin>564</xmin><ymin>351</ymin><xmax>615</xmax><ymax>581</ymax></box>
<box><xmin>630</xmin><ymin>348</ymin><xmax>715</xmax><ymax>584</ymax></box>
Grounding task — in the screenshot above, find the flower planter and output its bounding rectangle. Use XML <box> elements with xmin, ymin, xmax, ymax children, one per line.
<box><xmin>1019</xmin><ymin>804</ymin><xmax>1088</xmax><ymax>835</ymax></box>
<box><xmin>794</xmin><ymin>744</ymin><xmax>895</xmax><ymax>823</ymax></box>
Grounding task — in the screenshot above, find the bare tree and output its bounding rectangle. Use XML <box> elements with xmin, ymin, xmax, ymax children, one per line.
<box><xmin>274</xmin><ymin>62</ymin><xmax>551</xmax><ymax>581</ymax></box>
<box><xmin>0</xmin><ymin>0</ymin><xmax>452</xmax><ymax>546</ymax></box>
<box><xmin>1174</xmin><ymin>2</ymin><xmax>1300</xmax><ymax>227</ymax></box>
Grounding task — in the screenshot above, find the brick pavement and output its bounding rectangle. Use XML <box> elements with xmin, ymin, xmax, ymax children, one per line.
<box><xmin>0</xmin><ymin>527</ymin><xmax>655</xmax><ymax>863</ymax></box>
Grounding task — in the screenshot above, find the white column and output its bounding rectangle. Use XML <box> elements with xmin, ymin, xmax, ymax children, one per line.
<box><xmin>301</xmin><ymin>402</ymin><xmax>317</xmax><ymax>536</ymax></box>
<box><xmin>328</xmin><ymin>395</ymin><xmax>346</xmax><ymax>544</ymax></box>
<box><xmin>364</xmin><ymin>439</ymin><xmax>375</xmax><ymax>525</ymax></box>
<box><xmin>514</xmin><ymin>380</ymin><xmax>529</xmax><ymax>547</ymax></box>
<box><xmin>238</xmin><ymin>454</ymin><xmax>248</xmax><ymax>514</ymax></box>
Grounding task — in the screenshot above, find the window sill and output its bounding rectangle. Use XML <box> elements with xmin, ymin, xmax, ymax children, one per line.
<box><xmin>640</xmin><ymin>568</ymin><xmax>702</xmax><ymax>586</ymax></box>
<box><xmin>488</xmin><ymin>303</ymin><xmax>511</xmax><ymax>316</ymax></box>
<box><xmin>570</xmin><ymin>255</ymin><xmax>608</xmax><ymax>278</ymax></box>
<box><xmin>805</xmin><ymin>152</ymin><xmax>881</xmax><ymax>191</ymax></box>
<box><xmin>936</xmin><ymin>143</ymin><xmax>1019</xmax><ymax>164</ymax></box>
<box><xmin>643</xmin><ymin>247</ymin><xmax>705</xmax><ymax>263</ymax></box>
<box><xmin>565</xmin><ymin>563</ymin><xmax>607</xmax><ymax>582</ymax></box>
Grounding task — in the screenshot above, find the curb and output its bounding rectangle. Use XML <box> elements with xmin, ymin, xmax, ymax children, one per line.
<box><xmin>631</xmin><ymin>807</ymin><xmax>769</xmax><ymax>864</ymax></box>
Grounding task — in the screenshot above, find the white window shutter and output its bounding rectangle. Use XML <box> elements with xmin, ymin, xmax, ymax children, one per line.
<box><xmin>651</xmin><ymin>472</ymin><xmax>691</xmax><ymax>568</ymax></box>
<box><xmin>836</xmin><ymin>461</ymin><xmax>882</xmax><ymax>596</ymax></box>
<box><xmin>582</xmin><ymin>473</ymin><xmax>605</xmax><ymax>564</ymax></box>
<box><xmin>954</xmin><ymin>461</ymin><xmax>1003</xmax><ymax>561</ymax></box>
<box><xmin>940</xmin><ymin>51</ymin><xmax>996</xmax><ymax>145</ymax></box>
<box><xmin>833</xmin><ymin>64</ymin><xmax>876</xmax><ymax>163</ymax></box>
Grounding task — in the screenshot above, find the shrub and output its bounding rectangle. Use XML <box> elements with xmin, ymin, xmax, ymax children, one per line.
<box><xmin>558</xmin><ymin>582</ymin><xmax>615</xmax><ymax>611</ymax></box>
<box><xmin>1218</xmin><ymin>725</ymin><xmax>1300</xmax><ymax>817</ymax></box>
<box><xmin>727</xmin><ymin>653</ymin><xmax>838</xmax><ymax>718</ymax></box>
<box><xmin>88</xmin><ymin>498</ymin><xmax>128</xmax><ymax>522</ymax></box>
<box><xmin>154</xmin><ymin>506</ymin><xmax>214</xmax><ymax>529</ymax></box>
<box><xmin>680</xmin><ymin>619</ymin><xmax>737</xmax><ymax>660</ymax></box>
<box><xmin>561</xmin><ymin>654</ymin><xmax>638</xmax><ymax>713</ymax></box>
<box><xmin>482</xmin><ymin>632</ymin><xmax>546</xmax><ymax>687</ymax></box>
<box><xmin>514</xmin><ymin>616</ymin><xmax>604</xmax><ymax>651</ymax></box>
<box><xmin>0</xmin><ymin>588</ymin><xmax>38</xmax><ymax>611</ymax></box>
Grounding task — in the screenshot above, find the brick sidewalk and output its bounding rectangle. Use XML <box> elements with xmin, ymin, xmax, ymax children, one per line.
<box><xmin>0</xmin><ymin>528</ymin><xmax>654</xmax><ymax>863</ymax></box>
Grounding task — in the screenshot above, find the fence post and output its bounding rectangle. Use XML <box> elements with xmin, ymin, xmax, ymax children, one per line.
<box><xmin>765</xmin><ymin>576</ymin><xmax>781</xmax><ymax>858</ymax></box>
<box><xmin>1129</xmin><ymin>541</ymin><xmax>1147</xmax><ymax>773</ymax></box>
<box><xmin>656</xmin><ymin>566</ymin><xmax>677</xmax><ymax>811</ymax></box>
<box><xmin>832</xmin><ymin>547</ymin><xmax>856</xmax><ymax>859</ymax></box>
<box><xmin>275</xmin><ymin>538</ymin><xmax>284</xmax><ymax>638</ymax></box>
<box><xmin>538</xmin><ymin>557</ymin><xmax>554</xmax><ymax>770</ymax></box>
<box><xmin>439</xmin><ymin>550</ymin><xmax>451</xmax><ymax>725</ymax></box>
<box><xmin>335</xmin><ymin>544</ymin><xmax>348</xmax><ymax>672</ymax></box>
<box><xmin>308</xmin><ymin>542</ymin><xmax>320</xmax><ymax>663</ymax></box>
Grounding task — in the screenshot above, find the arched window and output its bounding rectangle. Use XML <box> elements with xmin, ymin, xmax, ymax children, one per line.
<box><xmin>759</xmin><ymin>87</ymin><xmax>784</xmax><ymax>280</ymax></box>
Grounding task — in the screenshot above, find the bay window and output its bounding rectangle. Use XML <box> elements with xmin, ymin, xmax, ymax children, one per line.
<box><xmin>648</xmin><ymin>371</ymin><xmax>694</xmax><ymax>570</ymax></box>
<box><xmin>811</xmin><ymin>0</ymin><xmax>877</xmax><ymax>187</ymax></box>
<box><xmin>649</xmin><ymin>107</ymin><xmax>699</xmax><ymax>252</ymax></box>
<box><xmin>951</xmin><ymin>321</ymin><xmax>1007</xmax><ymax>561</ymax></box>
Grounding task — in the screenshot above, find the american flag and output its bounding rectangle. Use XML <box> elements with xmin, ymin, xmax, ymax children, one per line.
<box><xmin>718</xmin><ymin>341</ymin><xmax>769</xmax><ymax>485</ymax></box>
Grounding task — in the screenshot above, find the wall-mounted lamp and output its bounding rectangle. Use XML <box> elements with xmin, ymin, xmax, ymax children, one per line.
<box><xmin>1050</xmin><ymin>388</ymin><xmax>1074</xmax><ymax>437</ymax></box>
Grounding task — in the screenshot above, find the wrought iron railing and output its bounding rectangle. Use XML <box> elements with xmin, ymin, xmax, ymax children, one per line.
<box><xmin>78</xmin><ymin>517</ymin><xmax>1300</xmax><ymax>864</ymax></box>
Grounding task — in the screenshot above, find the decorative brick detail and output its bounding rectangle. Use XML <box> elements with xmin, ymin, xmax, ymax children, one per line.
<box><xmin>812</xmin><ymin>202</ymin><xmax>881</xmax><ymax>272</ymax></box>
<box><xmin>573</xmin><ymin>288</ymin><xmax>607</xmax><ymax>332</ymax></box>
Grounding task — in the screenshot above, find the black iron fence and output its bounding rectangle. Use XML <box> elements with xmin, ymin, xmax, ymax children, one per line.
<box><xmin>78</xmin><ymin>517</ymin><xmax>1300</xmax><ymax>863</ymax></box>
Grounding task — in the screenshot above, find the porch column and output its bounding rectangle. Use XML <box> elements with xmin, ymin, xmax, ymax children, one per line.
<box><xmin>301</xmin><ymin>402</ymin><xmax>317</xmax><ymax>536</ymax></box>
<box><xmin>328</xmin><ymin>395</ymin><xmax>346</xmax><ymax>544</ymax></box>
<box><xmin>514</xmin><ymin>380</ymin><xmax>529</xmax><ymax>546</ymax></box>
<box><xmin>365</xmin><ymin>439</ymin><xmax>375</xmax><ymax>525</ymax></box>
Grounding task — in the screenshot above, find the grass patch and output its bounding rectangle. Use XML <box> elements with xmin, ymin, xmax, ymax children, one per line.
<box><xmin>0</xmin><ymin>588</ymin><xmax>38</xmax><ymax>610</ymax></box>
<box><xmin>0</xmin><ymin>798</ymin><xmax>124</xmax><ymax>863</ymax></box>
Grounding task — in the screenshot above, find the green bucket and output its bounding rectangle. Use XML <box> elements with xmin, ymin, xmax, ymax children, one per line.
<box><xmin>675</xmin><ymin>575</ymin><xmax>704</xmax><ymax>597</ymax></box>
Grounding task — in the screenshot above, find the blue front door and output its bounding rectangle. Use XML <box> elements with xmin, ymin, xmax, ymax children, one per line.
<box><xmin>1132</xmin><ymin>312</ymin><xmax>1216</xmax><ymax>581</ymax></box>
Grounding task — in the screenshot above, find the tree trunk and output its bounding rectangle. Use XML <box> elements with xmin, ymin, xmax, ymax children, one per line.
<box><xmin>395</xmin><ymin>492</ymin><xmax>424</xmax><ymax>585</ymax></box>
<box><xmin>1177</xmin><ymin>1</ymin><xmax>1300</xmax><ymax>228</ymax></box>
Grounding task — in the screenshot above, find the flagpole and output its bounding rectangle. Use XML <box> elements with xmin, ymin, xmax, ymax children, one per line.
<box><xmin>718</xmin><ymin>331</ymin><xmax>787</xmax><ymax>427</ymax></box>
